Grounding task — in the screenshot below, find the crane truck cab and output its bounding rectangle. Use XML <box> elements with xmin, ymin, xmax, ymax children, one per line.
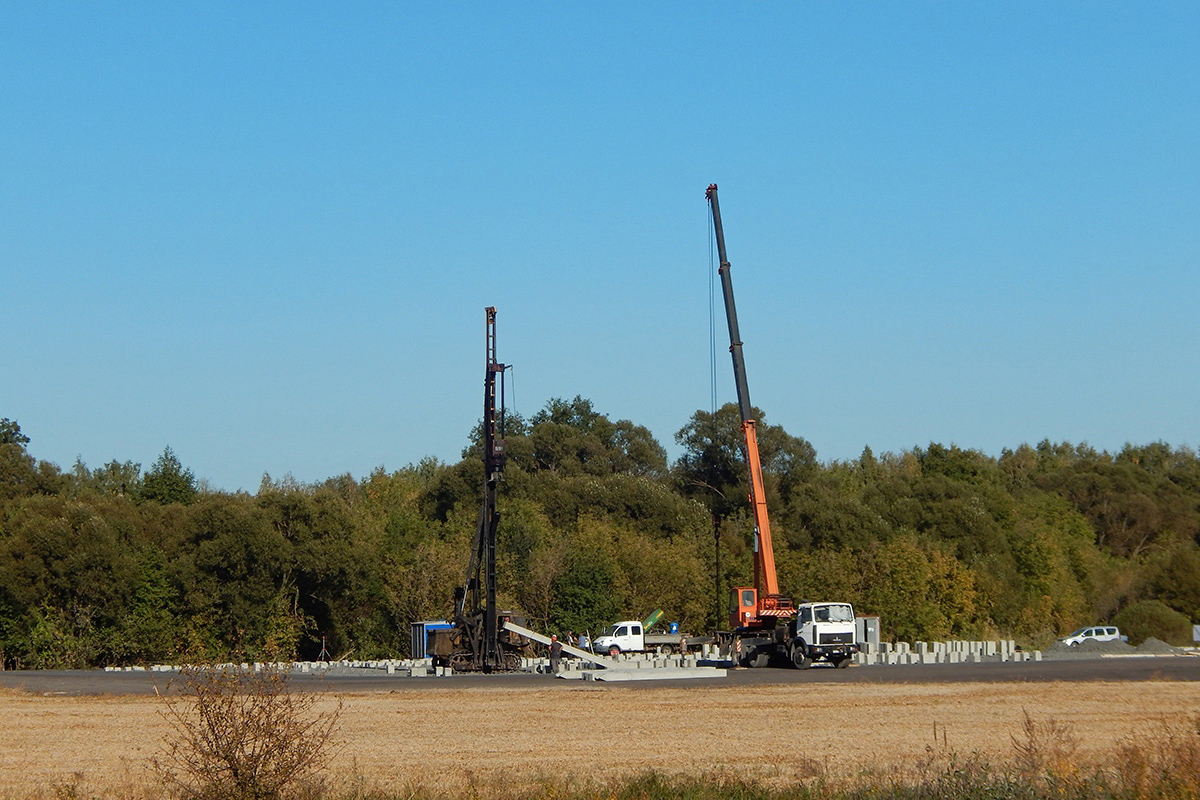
<box><xmin>788</xmin><ymin>602</ymin><xmax>859</xmax><ymax>668</ymax></box>
<box><xmin>725</xmin><ymin>595</ymin><xmax>860</xmax><ymax>669</ymax></box>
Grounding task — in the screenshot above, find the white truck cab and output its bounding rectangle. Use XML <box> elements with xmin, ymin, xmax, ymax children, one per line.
<box><xmin>787</xmin><ymin>602</ymin><xmax>859</xmax><ymax>668</ymax></box>
<box><xmin>592</xmin><ymin>620</ymin><xmax>694</xmax><ymax>655</ymax></box>
<box><xmin>593</xmin><ymin>621</ymin><xmax>645</xmax><ymax>655</ymax></box>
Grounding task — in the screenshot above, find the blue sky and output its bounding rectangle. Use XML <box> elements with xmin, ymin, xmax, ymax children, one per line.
<box><xmin>3</xmin><ymin>4</ymin><xmax>1197</xmax><ymax>491</ymax></box>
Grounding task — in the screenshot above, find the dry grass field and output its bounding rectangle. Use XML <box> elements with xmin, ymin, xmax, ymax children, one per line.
<box><xmin>1</xmin><ymin>679</ymin><xmax>1197</xmax><ymax>797</ymax></box>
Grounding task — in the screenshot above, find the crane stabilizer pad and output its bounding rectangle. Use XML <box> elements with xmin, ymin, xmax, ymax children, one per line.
<box><xmin>578</xmin><ymin>667</ymin><xmax>728</xmax><ymax>682</ymax></box>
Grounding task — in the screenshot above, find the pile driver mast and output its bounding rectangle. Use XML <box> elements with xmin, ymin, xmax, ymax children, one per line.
<box><xmin>706</xmin><ymin>183</ymin><xmax>795</xmax><ymax>631</ymax></box>
<box><xmin>450</xmin><ymin>307</ymin><xmax>522</xmax><ymax>671</ymax></box>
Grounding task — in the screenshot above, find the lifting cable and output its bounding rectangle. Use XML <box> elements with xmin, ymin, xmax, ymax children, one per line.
<box><xmin>707</xmin><ymin>205</ymin><xmax>719</xmax><ymax>415</ymax></box>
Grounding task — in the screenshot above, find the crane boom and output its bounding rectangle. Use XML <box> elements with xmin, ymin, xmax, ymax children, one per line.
<box><xmin>706</xmin><ymin>184</ymin><xmax>791</xmax><ymax>625</ymax></box>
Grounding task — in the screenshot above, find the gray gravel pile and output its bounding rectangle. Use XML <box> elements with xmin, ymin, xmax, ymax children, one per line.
<box><xmin>1043</xmin><ymin>637</ymin><xmax>1136</xmax><ymax>659</ymax></box>
<box><xmin>1135</xmin><ymin>637</ymin><xmax>1185</xmax><ymax>654</ymax></box>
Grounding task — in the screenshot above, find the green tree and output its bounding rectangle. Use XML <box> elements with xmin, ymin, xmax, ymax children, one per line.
<box><xmin>550</xmin><ymin>530</ymin><xmax>623</xmax><ymax>635</ymax></box>
<box><xmin>0</xmin><ymin>495</ymin><xmax>146</xmax><ymax>667</ymax></box>
<box><xmin>674</xmin><ymin>402</ymin><xmax>816</xmax><ymax>519</ymax></box>
<box><xmin>70</xmin><ymin>458</ymin><xmax>142</xmax><ymax>497</ymax></box>
<box><xmin>171</xmin><ymin>496</ymin><xmax>296</xmax><ymax>658</ymax></box>
<box><xmin>519</xmin><ymin>396</ymin><xmax>667</xmax><ymax>477</ymax></box>
<box><xmin>0</xmin><ymin>418</ymin><xmax>30</xmax><ymax>447</ymax></box>
<box><xmin>1112</xmin><ymin>599</ymin><xmax>1194</xmax><ymax>646</ymax></box>
<box><xmin>859</xmin><ymin>533</ymin><xmax>980</xmax><ymax>642</ymax></box>
<box><xmin>141</xmin><ymin>447</ymin><xmax>198</xmax><ymax>505</ymax></box>
<box><xmin>0</xmin><ymin>443</ymin><xmax>64</xmax><ymax>501</ymax></box>
<box><xmin>1147</xmin><ymin>543</ymin><xmax>1200</xmax><ymax>621</ymax></box>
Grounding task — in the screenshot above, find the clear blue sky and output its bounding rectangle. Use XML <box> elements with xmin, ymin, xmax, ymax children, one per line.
<box><xmin>3</xmin><ymin>4</ymin><xmax>1197</xmax><ymax>491</ymax></box>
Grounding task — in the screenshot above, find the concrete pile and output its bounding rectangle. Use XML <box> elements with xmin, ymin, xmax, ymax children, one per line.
<box><xmin>106</xmin><ymin>658</ymin><xmax>453</xmax><ymax>677</ymax></box>
<box><xmin>854</xmin><ymin>639</ymin><xmax>1040</xmax><ymax>666</ymax></box>
<box><xmin>106</xmin><ymin>652</ymin><xmax>727</xmax><ymax>680</ymax></box>
<box><xmin>548</xmin><ymin>650</ymin><xmax>727</xmax><ymax>681</ymax></box>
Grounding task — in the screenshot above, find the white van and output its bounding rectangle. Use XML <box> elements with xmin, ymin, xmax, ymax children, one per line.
<box><xmin>1058</xmin><ymin>626</ymin><xmax>1125</xmax><ymax>646</ymax></box>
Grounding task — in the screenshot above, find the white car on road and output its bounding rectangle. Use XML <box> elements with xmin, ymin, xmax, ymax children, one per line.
<box><xmin>1058</xmin><ymin>626</ymin><xmax>1125</xmax><ymax>646</ymax></box>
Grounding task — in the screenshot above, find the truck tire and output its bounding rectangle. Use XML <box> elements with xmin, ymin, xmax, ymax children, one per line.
<box><xmin>658</xmin><ymin>643</ymin><xmax>676</xmax><ymax>656</ymax></box>
<box><xmin>791</xmin><ymin>647</ymin><xmax>812</xmax><ymax>670</ymax></box>
<box><xmin>608</xmin><ymin>645</ymin><xmax>621</xmax><ymax>657</ymax></box>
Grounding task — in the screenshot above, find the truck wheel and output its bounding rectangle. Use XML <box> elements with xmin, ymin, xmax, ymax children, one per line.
<box><xmin>608</xmin><ymin>645</ymin><xmax>621</xmax><ymax>657</ymax></box>
<box><xmin>792</xmin><ymin>648</ymin><xmax>812</xmax><ymax>670</ymax></box>
<box><xmin>658</xmin><ymin>643</ymin><xmax>676</xmax><ymax>656</ymax></box>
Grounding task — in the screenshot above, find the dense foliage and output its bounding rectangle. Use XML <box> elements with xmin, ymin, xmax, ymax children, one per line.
<box><xmin>1</xmin><ymin>405</ymin><xmax>1197</xmax><ymax>668</ymax></box>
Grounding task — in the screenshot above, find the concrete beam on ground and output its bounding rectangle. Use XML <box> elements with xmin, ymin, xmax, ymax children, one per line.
<box><xmin>581</xmin><ymin>667</ymin><xmax>727</xmax><ymax>682</ymax></box>
<box><xmin>502</xmin><ymin>620</ymin><xmax>616</xmax><ymax>668</ymax></box>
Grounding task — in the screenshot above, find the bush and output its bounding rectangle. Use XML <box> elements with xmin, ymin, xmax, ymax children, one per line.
<box><xmin>153</xmin><ymin>665</ymin><xmax>341</xmax><ymax>800</ymax></box>
<box><xmin>1112</xmin><ymin>600</ymin><xmax>1194</xmax><ymax>646</ymax></box>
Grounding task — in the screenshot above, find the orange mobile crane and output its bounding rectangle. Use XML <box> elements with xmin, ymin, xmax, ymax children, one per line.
<box><xmin>707</xmin><ymin>184</ymin><xmax>859</xmax><ymax>668</ymax></box>
<box><xmin>706</xmin><ymin>183</ymin><xmax>794</xmax><ymax>632</ymax></box>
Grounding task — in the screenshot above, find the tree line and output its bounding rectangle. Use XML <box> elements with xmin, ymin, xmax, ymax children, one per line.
<box><xmin>0</xmin><ymin>404</ymin><xmax>1197</xmax><ymax>668</ymax></box>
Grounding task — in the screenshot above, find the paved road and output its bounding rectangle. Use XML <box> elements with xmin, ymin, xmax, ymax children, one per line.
<box><xmin>1</xmin><ymin>655</ymin><xmax>1197</xmax><ymax>696</ymax></box>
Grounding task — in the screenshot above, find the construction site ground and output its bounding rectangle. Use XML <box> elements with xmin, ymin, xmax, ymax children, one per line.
<box><xmin>1</xmin><ymin>659</ymin><xmax>1199</xmax><ymax>796</ymax></box>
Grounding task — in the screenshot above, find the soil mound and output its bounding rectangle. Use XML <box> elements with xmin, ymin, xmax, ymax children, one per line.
<box><xmin>1072</xmin><ymin>637</ymin><xmax>1136</xmax><ymax>653</ymax></box>
<box><xmin>1045</xmin><ymin>637</ymin><xmax>1136</xmax><ymax>657</ymax></box>
<box><xmin>1135</xmin><ymin>636</ymin><xmax>1184</xmax><ymax>654</ymax></box>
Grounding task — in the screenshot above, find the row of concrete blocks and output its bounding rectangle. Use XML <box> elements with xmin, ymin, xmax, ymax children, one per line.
<box><xmin>856</xmin><ymin>648</ymin><xmax>1042</xmax><ymax>666</ymax></box>
<box><xmin>105</xmin><ymin>658</ymin><xmax>439</xmax><ymax>674</ymax></box>
<box><xmin>864</xmin><ymin>639</ymin><xmax>1023</xmax><ymax>657</ymax></box>
<box><xmin>549</xmin><ymin>652</ymin><xmax>703</xmax><ymax>673</ymax></box>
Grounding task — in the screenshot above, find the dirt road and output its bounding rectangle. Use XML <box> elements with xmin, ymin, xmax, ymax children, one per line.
<box><xmin>2</xmin><ymin>676</ymin><xmax>1197</xmax><ymax>796</ymax></box>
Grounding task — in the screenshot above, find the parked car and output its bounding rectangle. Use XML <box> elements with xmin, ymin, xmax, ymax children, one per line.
<box><xmin>1058</xmin><ymin>626</ymin><xmax>1126</xmax><ymax>646</ymax></box>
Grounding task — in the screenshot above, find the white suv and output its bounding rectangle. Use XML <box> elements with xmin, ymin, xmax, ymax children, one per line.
<box><xmin>1058</xmin><ymin>626</ymin><xmax>1124</xmax><ymax>646</ymax></box>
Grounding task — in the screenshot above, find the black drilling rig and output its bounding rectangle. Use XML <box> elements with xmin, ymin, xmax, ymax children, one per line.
<box><xmin>446</xmin><ymin>307</ymin><xmax>529</xmax><ymax>672</ymax></box>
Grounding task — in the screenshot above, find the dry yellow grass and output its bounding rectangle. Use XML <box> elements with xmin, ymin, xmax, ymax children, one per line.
<box><xmin>1</xmin><ymin>679</ymin><xmax>1195</xmax><ymax>796</ymax></box>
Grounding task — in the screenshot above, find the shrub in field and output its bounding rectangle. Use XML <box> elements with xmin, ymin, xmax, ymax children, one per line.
<box><xmin>1112</xmin><ymin>599</ymin><xmax>1194</xmax><ymax>646</ymax></box>
<box><xmin>1010</xmin><ymin>710</ymin><xmax>1079</xmax><ymax>780</ymax></box>
<box><xmin>1112</xmin><ymin>713</ymin><xmax>1200</xmax><ymax>799</ymax></box>
<box><xmin>153</xmin><ymin>665</ymin><xmax>341</xmax><ymax>800</ymax></box>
